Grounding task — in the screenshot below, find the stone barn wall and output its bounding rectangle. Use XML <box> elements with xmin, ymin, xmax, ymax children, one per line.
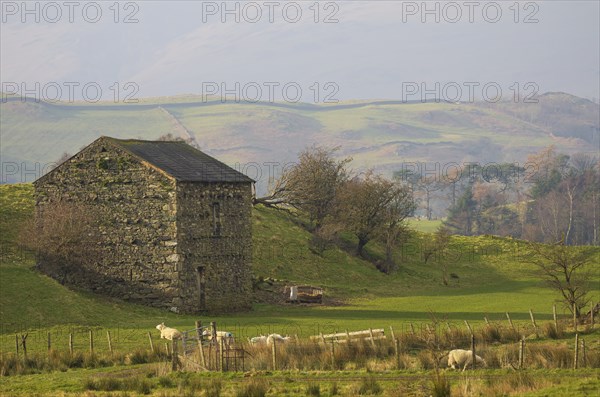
<box><xmin>34</xmin><ymin>140</ymin><xmax>183</xmax><ymax>309</ymax></box>
<box><xmin>176</xmin><ymin>182</ymin><xmax>253</xmax><ymax>313</ymax></box>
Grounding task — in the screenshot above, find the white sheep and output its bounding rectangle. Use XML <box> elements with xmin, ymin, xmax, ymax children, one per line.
<box><xmin>202</xmin><ymin>330</ymin><xmax>235</xmax><ymax>346</ymax></box>
<box><xmin>155</xmin><ymin>323</ymin><xmax>182</xmax><ymax>340</ymax></box>
<box><xmin>447</xmin><ymin>349</ymin><xmax>486</xmax><ymax>371</ymax></box>
<box><xmin>249</xmin><ymin>335</ymin><xmax>268</xmax><ymax>344</ymax></box>
<box><xmin>266</xmin><ymin>333</ymin><xmax>290</xmax><ymax>346</ymax></box>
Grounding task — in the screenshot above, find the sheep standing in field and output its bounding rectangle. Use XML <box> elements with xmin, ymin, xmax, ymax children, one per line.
<box><xmin>447</xmin><ymin>349</ymin><xmax>486</xmax><ymax>371</ymax></box>
<box><xmin>249</xmin><ymin>335</ymin><xmax>268</xmax><ymax>344</ymax></box>
<box><xmin>155</xmin><ymin>323</ymin><xmax>182</xmax><ymax>340</ymax></box>
<box><xmin>202</xmin><ymin>330</ymin><xmax>235</xmax><ymax>346</ymax></box>
<box><xmin>266</xmin><ymin>333</ymin><xmax>290</xmax><ymax>346</ymax></box>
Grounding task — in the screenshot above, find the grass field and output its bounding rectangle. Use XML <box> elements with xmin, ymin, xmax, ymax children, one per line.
<box><xmin>1</xmin><ymin>183</ymin><xmax>599</xmax><ymax>395</ymax></box>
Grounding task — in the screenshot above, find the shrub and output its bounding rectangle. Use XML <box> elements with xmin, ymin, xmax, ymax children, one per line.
<box><xmin>358</xmin><ymin>377</ymin><xmax>382</xmax><ymax>395</ymax></box>
<box><xmin>430</xmin><ymin>373</ymin><xmax>451</xmax><ymax>397</ymax></box>
<box><xmin>306</xmin><ymin>382</ymin><xmax>321</xmax><ymax>396</ymax></box>
<box><xmin>235</xmin><ymin>378</ymin><xmax>269</xmax><ymax>397</ymax></box>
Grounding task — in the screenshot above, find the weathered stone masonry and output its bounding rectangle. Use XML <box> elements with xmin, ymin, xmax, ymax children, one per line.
<box><xmin>33</xmin><ymin>136</ymin><xmax>253</xmax><ymax>313</ymax></box>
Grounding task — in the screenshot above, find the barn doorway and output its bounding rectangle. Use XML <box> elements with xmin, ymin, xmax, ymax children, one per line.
<box><xmin>196</xmin><ymin>266</ymin><xmax>206</xmax><ymax>310</ymax></box>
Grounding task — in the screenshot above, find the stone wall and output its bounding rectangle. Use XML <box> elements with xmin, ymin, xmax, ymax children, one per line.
<box><xmin>176</xmin><ymin>181</ymin><xmax>253</xmax><ymax>313</ymax></box>
<box><xmin>34</xmin><ymin>138</ymin><xmax>182</xmax><ymax>309</ymax></box>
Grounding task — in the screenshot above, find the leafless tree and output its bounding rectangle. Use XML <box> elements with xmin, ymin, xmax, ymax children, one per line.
<box><xmin>253</xmin><ymin>145</ymin><xmax>351</xmax><ymax>231</ymax></box>
<box><xmin>19</xmin><ymin>202</ymin><xmax>99</xmax><ymax>284</ymax></box>
<box><xmin>527</xmin><ymin>240</ymin><xmax>594</xmax><ymax>318</ymax></box>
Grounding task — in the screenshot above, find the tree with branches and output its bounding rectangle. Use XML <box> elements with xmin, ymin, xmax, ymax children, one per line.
<box><xmin>527</xmin><ymin>240</ymin><xmax>595</xmax><ymax>318</ymax></box>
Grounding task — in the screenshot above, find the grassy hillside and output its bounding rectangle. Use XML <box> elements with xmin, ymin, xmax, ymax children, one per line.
<box><xmin>2</xmin><ymin>93</ymin><xmax>598</xmax><ymax>190</ymax></box>
<box><xmin>1</xmin><ymin>183</ymin><xmax>598</xmax><ymax>341</ymax></box>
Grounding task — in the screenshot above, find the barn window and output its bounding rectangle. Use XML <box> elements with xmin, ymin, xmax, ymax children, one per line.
<box><xmin>212</xmin><ymin>202</ymin><xmax>222</xmax><ymax>236</ymax></box>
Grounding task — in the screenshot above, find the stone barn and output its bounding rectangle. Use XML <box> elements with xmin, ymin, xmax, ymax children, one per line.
<box><xmin>33</xmin><ymin>136</ymin><xmax>254</xmax><ymax>313</ymax></box>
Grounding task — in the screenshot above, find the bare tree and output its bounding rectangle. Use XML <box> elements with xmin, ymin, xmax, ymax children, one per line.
<box><xmin>19</xmin><ymin>202</ymin><xmax>99</xmax><ymax>284</ymax></box>
<box><xmin>254</xmin><ymin>145</ymin><xmax>351</xmax><ymax>230</ymax></box>
<box><xmin>527</xmin><ymin>240</ymin><xmax>594</xmax><ymax>318</ymax></box>
<box><xmin>332</xmin><ymin>172</ymin><xmax>414</xmax><ymax>259</ymax></box>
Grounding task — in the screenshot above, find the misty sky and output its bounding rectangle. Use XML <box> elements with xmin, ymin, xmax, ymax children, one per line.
<box><xmin>1</xmin><ymin>1</ymin><xmax>599</xmax><ymax>102</ymax></box>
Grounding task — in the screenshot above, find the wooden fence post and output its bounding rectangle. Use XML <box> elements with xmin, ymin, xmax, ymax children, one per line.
<box><xmin>106</xmin><ymin>331</ymin><xmax>113</xmax><ymax>354</ymax></box>
<box><xmin>171</xmin><ymin>339</ymin><xmax>178</xmax><ymax>371</ymax></box>
<box><xmin>47</xmin><ymin>332</ymin><xmax>51</xmax><ymax>352</ymax></box>
<box><xmin>518</xmin><ymin>337</ymin><xmax>525</xmax><ymax>369</ymax></box>
<box><xmin>220</xmin><ymin>339</ymin><xmax>225</xmax><ymax>372</ymax></box>
<box><xmin>464</xmin><ymin>320</ymin><xmax>473</xmax><ymax>336</ymax></box>
<box><xmin>529</xmin><ymin>309</ymin><xmax>539</xmax><ymax>338</ymax></box>
<box><xmin>395</xmin><ymin>338</ymin><xmax>401</xmax><ymax>369</ymax></box>
<box><xmin>330</xmin><ymin>340</ymin><xmax>335</xmax><ymax>369</ymax></box>
<box><xmin>147</xmin><ymin>332</ymin><xmax>154</xmax><ymax>353</ymax></box>
<box><xmin>553</xmin><ymin>305</ymin><xmax>558</xmax><ymax>331</ymax></box>
<box><xmin>573</xmin><ymin>334</ymin><xmax>579</xmax><ymax>370</ymax></box>
<box><xmin>271</xmin><ymin>338</ymin><xmax>277</xmax><ymax>370</ymax></box>
<box><xmin>69</xmin><ymin>333</ymin><xmax>73</xmax><ymax>355</ymax></box>
<box><xmin>89</xmin><ymin>330</ymin><xmax>94</xmax><ymax>354</ymax></box>
<box><xmin>195</xmin><ymin>320</ymin><xmax>207</xmax><ymax>369</ymax></box>
<box><xmin>20</xmin><ymin>334</ymin><xmax>28</xmax><ymax>362</ymax></box>
<box><xmin>369</xmin><ymin>328</ymin><xmax>376</xmax><ymax>348</ymax></box>
<box><xmin>506</xmin><ymin>313</ymin><xmax>515</xmax><ymax>331</ymax></box>
<box><xmin>470</xmin><ymin>334</ymin><xmax>476</xmax><ymax>370</ymax></box>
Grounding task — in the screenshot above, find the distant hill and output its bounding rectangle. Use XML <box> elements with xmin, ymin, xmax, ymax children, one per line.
<box><xmin>1</xmin><ymin>92</ymin><xmax>598</xmax><ymax>193</ymax></box>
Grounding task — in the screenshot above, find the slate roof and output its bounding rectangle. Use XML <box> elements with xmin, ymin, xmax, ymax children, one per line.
<box><xmin>106</xmin><ymin>137</ymin><xmax>254</xmax><ymax>183</ymax></box>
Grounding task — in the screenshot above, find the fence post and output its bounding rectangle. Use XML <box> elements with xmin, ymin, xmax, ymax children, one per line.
<box><xmin>195</xmin><ymin>320</ymin><xmax>207</xmax><ymax>369</ymax></box>
<box><xmin>529</xmin><ymin>309</ymin><xmax>539</xmax><ymax>338</ymax></box>
<box><xmin>330</xmin><ymin>339</ymin><xmax>335</xmax><ymax>369</ymax></box>
<box><xmin>271</xmin><ymin>338</ymin><xmax>277</xmax><ymax>370</ymax></box>
<box><xmin>147</xmin><ymin>332</ymin><xmax>155</xmax><ymax>353</ymax></box>
<box><xmin>106</xmin><ymin>331</ymin><xmax>113</xmax><ymax>354</ymax></box>
<box><xmin>69</xmin><ymin>333</ymin><xmax>73</xmax><ymax>355</ymax></box>
<box><xmin>89</xmin><ymin>330</ymin><xmax>94</xmax><ymax>354</ymax></box>
<box><xmin>395</xmin><ymin>338</ymin><xmax>401</xmax><ymax>369</ymax></box>
<box><xmin>464</xmin><ymin>320</ymin><xmax>473</xmax><ymax>336</ymax></box>
<box><xmin>506</xmin><ymin>312</ymin><xmax>515</xmax><ymax>331</ymax></box>
<box><xmin>19</xmin><ymin>334</ymin><xmax>28</xmax><ymax>362</ymax></box>
<box><xmin>573</xmin><ymin>334</ymin><xmax>579</xmax><ymax>370</ymax></box>
<box><xmin>220</xmin><ymin>339</ymin><xmax>225</xmax><ymax>372</ymax></box>
<box><xmin>553</xmin><ymin>305</ymin><xmax>558</xmax><ymax>331</ymax></box>
<box><xmin>518</xmin><ymin>337</ymin><xmax>525</xmax><ymax>369</ymax></box>
<box><xmin>47</xmin><ymin>332</ymin><xmax>51</xmax><ymax>352</ymax></box>
<box><xmin>470</xmin><ymin>334</ymin><xmax>476</xmax><ymax>370</ymax></box>
<box><xmin>171</xmin><ymin>339</ymin><xmax>178</xmax><ymax>371</ymax></box>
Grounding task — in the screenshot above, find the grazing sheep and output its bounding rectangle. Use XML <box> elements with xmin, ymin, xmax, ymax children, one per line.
<box><xmin>202</xmin><ymin>330</ymin><xmax>235</xmax><ymax>346</ymax></box>
<box><xmin>155</xmin><ymin>323</ymin><xmax>182</xmax><ymax>340</ymax></box>
<box><xmin>266</xmin><ymin>333</ymin><xmax>290</xmax><ymax>346</ymax></box>
<box><xmin>249</xmin><ymin>335</ymin><xmax>268</xmax><ymax>344</ymax></box>
<box><xmin>447</xmin><ymin>349</ymin><xmax>486</xmax><ymax>371</ymax></box>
